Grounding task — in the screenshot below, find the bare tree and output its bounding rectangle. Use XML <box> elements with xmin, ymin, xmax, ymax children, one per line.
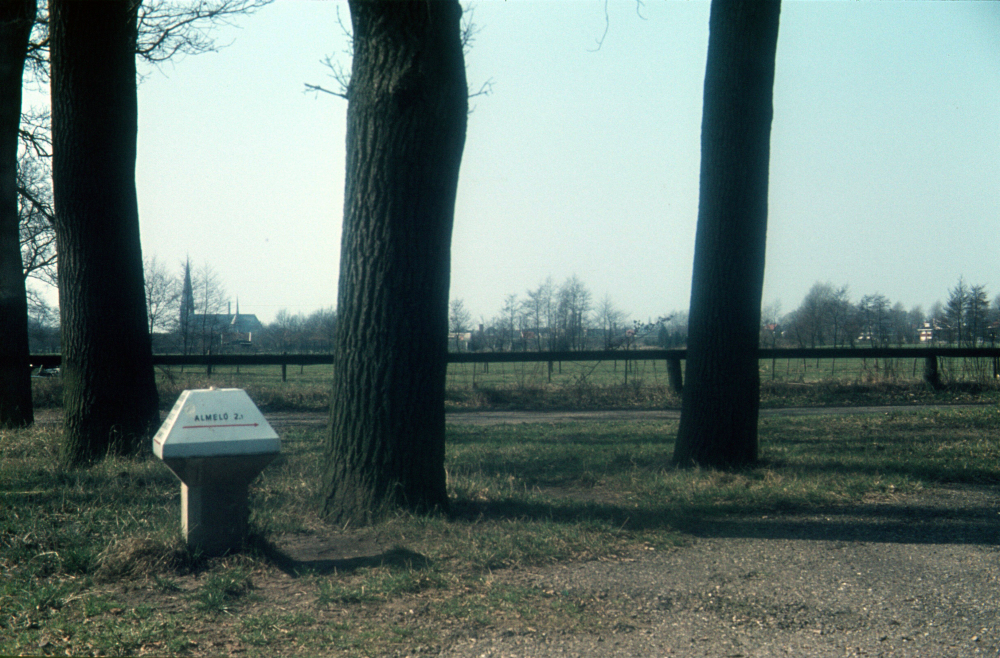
<box><xmin>501</xmin><ymin>293</ymin><xmax>520</xmax><ymax>351</ymax></box>
<box><xmin>966</xmin><ymin>284</ymin><xmax>989</xmax><ymax>348</ymax></box>
<box><xmin>945</xmin><ymin>277</ymin><xmax>968</xmax><ymax>346</ymax></box>
<box><xmin>449</xmin><ymin>298</ymin><xmax>471</xmax><ymax>333</ymax></box>
<box><xmin>193</xmin><ymin>261</ymin><xmax>227</xmax><ymax>354</ymax></box>
<box><xmin>449</xmin><ymin>298</ymin><xmax>472</xmax><ymax>351</ymax></box>
<box><xmin>17</xmin><ymin>146</ymin><xmax>56</xmax><ymax>285</ymax></box>
<box><xmin>523</xmin><ymin>279</ymin><xmax>552</xmax><ymax>351</ymax></box>
<box><xmin>858</xmin><ymin>293</ymin><xmax>891</xmax><ymax>348</ymax></box>
<box><xmin>596</xmin><ymin>294</ymin><xmax>627</xmax><ymax>349</ymax></box>
<box><xmin>143</xmin><ymin>255</ymin><xmax>181</xmax><ymax>340</ymax></box>
<box><xmin>557</xmin><ymin>275</ymin><xmax>591</xmax><ymax>351</ymax></box>
<box><xmin>302</xmin><ymin>306</ymin><xmax>336</xmax><ymax>352</ymax></box>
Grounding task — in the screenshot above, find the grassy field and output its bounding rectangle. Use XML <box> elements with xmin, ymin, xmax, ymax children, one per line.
<box><xmin>2</xmin><ymin>407</ymin><xmax>999</xmax><ymax>656</ymax></box>
<box><xmin>26</xmin><ymin>354</ymin><xmax>1000</xmax><ymax>416</ymax></box>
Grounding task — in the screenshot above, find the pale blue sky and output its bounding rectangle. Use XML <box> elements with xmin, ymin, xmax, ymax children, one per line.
<box><xmin>26</xmin><ymin>1</ymin><xmax>1000</xmax><ymax>324</ymax></box>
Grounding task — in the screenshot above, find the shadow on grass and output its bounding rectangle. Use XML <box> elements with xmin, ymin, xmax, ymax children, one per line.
<box><xmin>448</xmin><ymin>490</ymin><xmax>1000</xmax><ymax>547</ymax></box>
<box><xmin>256</xmin><ymin>539</ymin><xmax>430</xmax><ymax>578</ymax></box>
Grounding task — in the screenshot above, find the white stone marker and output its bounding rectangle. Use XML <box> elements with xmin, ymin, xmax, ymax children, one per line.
<box><xmin>152</xmin><ymin>388</ymin><xmax>280</xmax><ymax>556</ymax></box>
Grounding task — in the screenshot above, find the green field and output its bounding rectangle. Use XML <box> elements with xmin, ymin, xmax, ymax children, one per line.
<box><xmin>28</xmin><ymin>353</ymin><xmax>1000</xmax><ymax>415</ymax></box>
<box><xmin>2</xmin><ymin>407</ymin><xmax>999</xmax><ymax>656</ymax></box>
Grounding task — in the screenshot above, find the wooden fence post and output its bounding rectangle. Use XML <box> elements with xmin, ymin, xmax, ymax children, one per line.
<box><xmin>923</xmin><ymin>354</ymin><xmax>942</xmax><ymax>390</ymax></box>
<box><xmin>206</xmin><ymin>349</ymin><xmax>212</xmax><ymax>377</ymax></box>
<box><xmin>281</xmin><ymin>352</ymin><xmax>287</xmax><ymax>382</ymax></box>
<box><xmin>667</xmin><ymin>358</ymin><xmax>683</xmax><ymax>394</ymax></box>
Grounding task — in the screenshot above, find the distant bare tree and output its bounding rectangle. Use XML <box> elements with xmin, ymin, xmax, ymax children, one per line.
<box><xmin>557</xmin><ymin>275</ymin><xmax>591</xmax><ymax>351</ymax></box>
<box><xmin>17</xmin><ymin>146</ymin><xmax>55</xmax><ymax>285</ymax></box>
<box><xmin>966</xmin><ymin>284</ymin><xmax>989</xmax><ymax>347</ymax></box>
<box><xmin>143</xmin><ymin>255</ymin><xmax>181</xmax><ymax>337</ymax></box>
<box><xmin>302</xmin><ymin>306</ymin><xmax>336</xmax><ymax>352</ymax></box>
<box><xmin>501</xmin><ymin>293</ymin><xmax>519</xmax><ymax>351</ymax></box>
<box><xmin>596</xmin><ymin>294</ymin><xmax>627</xmax><ymax>349</ymax></box>
<box><xmin>449</xmin><ymin>298</ymin><xmax>471</xmax><ymax>333</ymax></box>
<box><xmin>193</xmin><ymin>262</ymin><xmax>227</xmax><ymax>354</ymax></box>
<box><xmin>858</xmin><ymin>293</ymin><xmax>892</xmax><ymax>348</ymax></box>
<box><xmin>945</xmin><ymin>277</ymin><xmax>968</xmax><ymax>346</ymax></box>
<box><xmin>523</xmin><ymin>279</ymin><xmax>552</xmax><ymax>351</ymax></box>
<box><xmin>449</xmin><ymin>298</ymin><xmax>472</xmax><ymax>351</ymax></box>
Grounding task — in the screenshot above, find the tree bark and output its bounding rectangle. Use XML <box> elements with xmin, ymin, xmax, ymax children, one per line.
<box><xmin>673</xmin><ymin>0</ymin><xmax>781</xmax><ymax>468</ymax></box>
<box><xmin>0</xmin><ymin>0</ymin><xmax>36</xmax><ymax>429</ymax></box>
<box><xmin>321</xmin><ymin>0</ymin><xmax>467</xmax><ymax>524</ymax></box>
<box><xmin>50</xmin><ymin>0</ymin><xmax>159</xmax><ymax>463</ymax></box>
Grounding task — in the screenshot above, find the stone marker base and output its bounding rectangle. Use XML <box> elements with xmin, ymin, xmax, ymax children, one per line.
<box><xmin>182</xmin><ymin>482</ymin><xmax>251</xmax><ymax>556</ymax></box>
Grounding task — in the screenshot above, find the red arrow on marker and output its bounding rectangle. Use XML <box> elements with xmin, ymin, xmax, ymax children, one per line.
<box><xmin>181</xmin><ymin>423</ymin><xmax>261</xmax><ymax>429</ymax></box>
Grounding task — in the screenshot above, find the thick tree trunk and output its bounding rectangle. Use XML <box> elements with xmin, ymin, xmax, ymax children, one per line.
<box><xmin>321</xmin><ymin>0</ymin><xmax>467</xmax><ymax>524</ymax></box>
<box><xmin>673</xmin><ymin>0</ymin><xmax>780</xmax><ymax>468</ymax></box>
<box><xmin>50</xmin><ymin>0</ymin><xmax>159</xmax><ymax>463</ymax></box>
<box><xmin>0</xmin><ymin>0</ymin><xmax>36</xmax><ymax>429</ymax></box>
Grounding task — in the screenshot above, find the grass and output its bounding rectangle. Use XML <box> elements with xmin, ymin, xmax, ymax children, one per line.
<box><xmin>2</xmin><ymin>405</ymin><xmax>1000</xmax><ymax>655</ymax></box>
<box><xmin>28</xmin><ymin>355</ymin><xmax>1000</xmax><ymax>414</ymax></box>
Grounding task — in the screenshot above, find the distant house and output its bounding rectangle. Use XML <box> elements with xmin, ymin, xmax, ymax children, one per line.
<box><xmin>919</xmin><ymin>320</ymin><xmax>944</xmax><ymax>343</ymax></box>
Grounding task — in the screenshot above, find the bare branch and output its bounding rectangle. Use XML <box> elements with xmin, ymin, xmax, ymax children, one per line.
<box><xmin>303</xmin><ymin>82</ymin><xmax>348</xmax><ymax>100</ymax></box>
<box><xmin>17</xmin><ymin>142</ymin><xmax>57</xmax><ymax>284</ymax></box>
<box><xmin>590</xmin><ymin>0</ymin><xmax>646</xmax><ymax>52</ymax></box>
<box><xmin>17</xmin><ymin>108</ymin><xmax>51</xmax><ymax>159</ymax></box>
<box><xmin>304</xmin><ymin>53</ymin><xmax>351</xmax><ymax>99</ymax></box>
<box><xmin>460</xmin><ymin>3</ymin><xmax>483</xmax><ymax>55</ymax></box>
<box><xmin>308</xmin><ymin>2</ymin><xmax>492</xmax><ymax>110</ymax></box>
<box><xmin>589</xmin><ymin>0</ymin><xmax>611</xmax><ymax>52</ymax></box>
<box><xmin>135</xmin><ymin>0</ymin><xmax>272</xmax><ymax>64</ymax></box>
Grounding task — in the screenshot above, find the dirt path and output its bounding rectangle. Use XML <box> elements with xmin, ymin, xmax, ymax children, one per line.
<box><xmin>434</xmin><ymin>485</ymin><xmax>1000</xmax><ymax>657</ymax></box>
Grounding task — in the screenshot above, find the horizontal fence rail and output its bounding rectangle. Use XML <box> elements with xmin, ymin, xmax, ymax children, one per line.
<box><xmin>28</xmin><ymin>348</ymin><xmax>1000</xmax><ymax>389</ymax></box>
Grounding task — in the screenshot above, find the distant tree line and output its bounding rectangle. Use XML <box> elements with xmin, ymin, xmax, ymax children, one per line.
<box><xmin>771</xmin><ymin>278</ymin><xmax>1000</xmax><ymax>349</ymax></box>
<box><xmin>141</xmin><ymin>256</ymin><xmax>336</xmax><ymax>355</ymax></box>
<box><xmin>449</xmin><ymin>275</ymin><xmax>688</xmax><ymax>353</ymax></box>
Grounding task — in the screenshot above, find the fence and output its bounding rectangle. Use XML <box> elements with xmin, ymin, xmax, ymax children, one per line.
<box><xmin>28</xmin><ymin>347</ymin><xmax>1000</xmax><ymax>391</ymax></box>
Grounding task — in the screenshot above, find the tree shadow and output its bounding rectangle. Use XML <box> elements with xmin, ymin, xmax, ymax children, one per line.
<box><xmin>256</xmin><ymin>539</ymin><xmax>430</xmax><ymax>578</ymax></box>
<box><xmin>448</xmin><ymin>489</ymin><xmax>1000</xmax><ymax>547</ymax></box>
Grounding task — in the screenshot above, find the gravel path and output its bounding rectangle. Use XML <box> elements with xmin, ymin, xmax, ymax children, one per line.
<box><xmin>439</xmin><ymin>486</ymin><xmax>1000</xmax><ymax>658</ymax></box>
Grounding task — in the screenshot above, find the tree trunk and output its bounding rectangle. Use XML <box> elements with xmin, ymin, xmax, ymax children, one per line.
<box><xmin>0</xmin><ymin>0</ymin><xmax>36</xmax><ymax>429</ymax></box>
<box><xmin>321</xmin><ymin>0</ymin><xmax>467</xmax><ymax>524</ymax></box>
<box><xmin>50</xmin><ymin>0</ymin><xmax>159</xmax><ymax>463</ymax></box>
<box><xmin>673</xmin><ymin>0</ymin><xmax>781</xmax><ymax>468</ymax></box>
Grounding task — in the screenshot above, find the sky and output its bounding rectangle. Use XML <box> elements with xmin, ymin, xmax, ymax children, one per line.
<box><xmin>24</xmin><ymin>0</ymin><xmax>1000</xmax><ymax>325</ymax></box>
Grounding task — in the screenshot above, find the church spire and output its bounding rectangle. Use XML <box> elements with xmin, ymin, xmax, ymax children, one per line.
<box><xmin>180</xmin><ymin>257</ymin><xmax>195</xmax><ymax>327</ymax></box>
